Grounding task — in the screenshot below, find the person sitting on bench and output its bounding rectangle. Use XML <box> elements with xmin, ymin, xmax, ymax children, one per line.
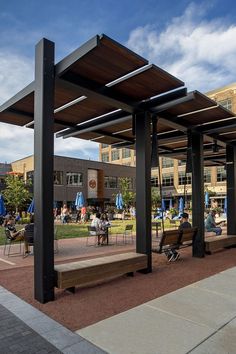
<box><xmin>205</xmin><ymin>210</ymin><xmax>222</xmax><ymax>236</ymax></box>
<box><xmin>167</xmin><ymin>212</ymin><xmax>191</xmax><ymax>262</ymax></box>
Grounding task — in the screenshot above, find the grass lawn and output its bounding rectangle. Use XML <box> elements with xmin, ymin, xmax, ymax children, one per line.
<box><xmin>0</xmin><ymin>220</ymin><xmax>136</xmax><ymax>246</ymax></box>
<box><xmin>0</xmin><ymin>219</ymin><xmax>178</xmax><ymax>246</ymax></box>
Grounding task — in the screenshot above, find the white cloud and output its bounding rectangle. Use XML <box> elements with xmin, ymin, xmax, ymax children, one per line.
<box><xmin>0</xmin><ymin>48</ymin><xmax>98</xmax><ymax>163</ymax></box>
<box><xmin>0</xmin><ymin>123</ymin><xmax>98</xmax><ymax>163</ymax></box>
<box><xmin>126</xmin><ymin>3</ymin><xmax>236</xmax><ymax>92</ymax></box>
<box><xmin>0</xmin><ymin>52</ymin><xmax>34</xmax><ymax>103</ymax></box>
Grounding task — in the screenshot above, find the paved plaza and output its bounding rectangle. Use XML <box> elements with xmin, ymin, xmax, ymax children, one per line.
<box><xmin>1</xmin><ymin>265</ymin><xmax>236</xmax><ymax>353</ymax></box>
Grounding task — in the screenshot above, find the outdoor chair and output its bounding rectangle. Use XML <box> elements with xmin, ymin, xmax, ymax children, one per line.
<box><xmin>4</xmin><ymin>229</ymin><xmax>22</xmax><ymax>257</ymax></box>
<box><xmin>23</xmin><ymin>225</ymin><xmax>34</xmax><ymax>258</ymax></box>
<box><xmin>116</xmin><ymin>224</ymin><xmax>134</xmax><ymax>245</ymax></box>
<box><xmin>86</xmin><ymin>226</ymin><xmax>98</xmax><ymax>246</ymax></box>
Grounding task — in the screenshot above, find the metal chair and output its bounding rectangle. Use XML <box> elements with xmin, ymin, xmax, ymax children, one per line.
<box><xmin>23</xmin><ymin>224</ymin><xmax>34</xmax><ymax>258</ymax></box>
<box><xmin>116</xmin><ymin>224</ymin><xmax>134</xmax><ymax>244</ymax></box>
<box><xmin>86</xmin><ymin>226</ymin><xmax>98</xmax><ymax>246</ymax></box>
<box><xmin>4</xmin><ymin>229</ymin><xmax>22</xmax><ymax>257</ymax></box>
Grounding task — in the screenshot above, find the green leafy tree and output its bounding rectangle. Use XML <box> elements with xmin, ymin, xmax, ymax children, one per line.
<box><xmin>151</xmin><ymin>187</ymin><xmax>161</xmax><ymax>210</ymax></box>
<box><xmin>118</xmin><ymin>177</ymin><xmax>135</xmax><ymax>209</ymax></box>
<box><xmin>2</xmin><ymin>175</ymin><xmax>32</xmax><ymax>213</ymax></box>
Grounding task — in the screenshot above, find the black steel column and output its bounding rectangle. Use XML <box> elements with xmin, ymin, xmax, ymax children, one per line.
<box><xmin>135</xmin><ymin>111</ymin><xmax>152</xmax><ymax>272</ymax></box>
<box><xmin>226</xmin><ymin>145</ymin><xmax>236</xmax><ymax>235</ymax></box>
<box><xmin>34</xmin><ymin>38</ymin><xmax>55</xmax><ymax>303</ymax></box>
<box><xmin>191</xmin><ymin>131</ymin><xmax>205</xmax><ymax>257</ymax></box>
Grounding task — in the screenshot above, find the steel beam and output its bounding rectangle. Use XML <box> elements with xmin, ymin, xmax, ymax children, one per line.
<box><xmin>149</xmin><ymin>92</ymin><xmax>194</xmax><ymax>114</ymax></box>
<box><xmin>135</xmin><ymin>111</ymin><xmax>152</xmax><ymax>272</ymax></box>
<box><xmin>34</xmin><ymin>38</ymin><xmax>55</xmax><ymax>303</ymax></box>
<box><xmin>197</xmin><ymin>117</ymin><xmax>236</xmax><ymax>134</ymax></box>
<box><xmin>56</xmin><ymin>111</ymin><xmax>131</xmax><ymax>138</ymax></box>
<box><xmin>226</xmin><ymin>145</ymin><xmax>236</xmax><ymax>235</ymax></box>
<box><xmin>57</xmin><ymin>75</ymin><xmax>138</xmax><ymax>114</ymax></box>
<box><xmin>191</xmin><ymin>131</ymin><xmax>205</xmax><ymax>257</ymax></box>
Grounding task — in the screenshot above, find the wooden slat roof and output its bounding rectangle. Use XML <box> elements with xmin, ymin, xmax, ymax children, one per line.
<box><xmin>0</xmin><ymin>33</ymin><xmax>235</xmax><ymax>165</ymax></box>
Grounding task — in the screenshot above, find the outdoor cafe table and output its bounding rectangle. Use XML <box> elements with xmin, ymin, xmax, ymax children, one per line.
<box><xmin>101</xmin><ymin>224</ymin><xmax>120</xmax><ymax>245</ymax></box>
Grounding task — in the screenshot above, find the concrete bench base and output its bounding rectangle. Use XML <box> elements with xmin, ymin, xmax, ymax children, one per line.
<box><xmin>54</xmin><ymin>252</ymin><xmax>148</xmax><ymax>291</ymax></box>
<box><xmin>205</xmin><ymin>235</ymin><xmax>236</xmax><ymax>254</ymax></box>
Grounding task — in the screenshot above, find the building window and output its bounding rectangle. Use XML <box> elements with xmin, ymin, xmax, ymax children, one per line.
<box><xmin>162</xmin><ymin>173</ymin><xmax>174</xmax><ymax>186</ymax></box>
<box><xmin>216</xmin><ymin>198</ymin><xmax>225</xmax><ymax>210</ymax></box>
<box><xmin>66</xmin><ymin>172</ymin><xmax>83</xmax><ymax>186</ymax></box>
<box><xmin>101</xmin><ymin>152</ymin><xmax>109</xmax><ymax>162</ymax></box>
<box><xmin>218</xmin><ymin>99</ymin><xmax>232</xmax><ymax>111</ymax></box>
<box><xmin>178</xmin><ymin>160</ymin><xmax>185</xmax><ymax>166</ymax></box>
<box><xmin>217</xmin><ymin>167</ymin><xmax>226</xmax><ymax>182</ymax></box>
<box><xmin>204</xmin><ymin>168</ymin><xmax>211</xmax><ymax>183</ymax></box>
<box><xmin>122</xmin><ymin>148</ymin><xmax>131</xmax><ymax>159</ymax></box>
<box><xmin>162</xmin><ymin>157</ymin><xmax>174</xmax><ymax>168</ymax></box>
<box><xmin>101</xmin><ymin>143</ymin><xmax>109</xmax><ymax>148</ymax></box>
<box><xmin>178</xmin><ymin>171</ymin><xmax>192</xmax><ymax>185</ymax></box>
<box><xmin>151</xmin><ymin>177</ymin><xmax>158</xmax><ymax>187</ymax></box>
<box><xmin>111</xmin><ymin>149</ymin><xmax>120</xmax><ymax>161</ymax></box>
<box><xmin>54</xmin><ymin>171</ymin><xmax>63</xmax><ymax>185</ymax></box>
<box><xmin>104</xmin><ymin>176</ymin><xmax>118</xmax><ymax>188</ymax></box>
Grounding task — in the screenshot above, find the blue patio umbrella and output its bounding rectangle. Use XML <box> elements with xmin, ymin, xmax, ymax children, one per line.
<box><xmin>169</xmin><ymin>198</ymin><xmax>173</xmax><ymax>209</ymax></box>
<box><xmin>75</xmin><ymin>192</ymin><xmax>80</xmax><ymax>209</ymax></box>
<box><xmin>161</xmin><ymin>199</ymin><xmax>166</xmax><ymax>211</ymax></box>
<box><xmin>116</xmin><ymin>193</ymin><xmax>123</xmax><ymax>210</ymax></box>
<box><xmin>75</xmin><ymin>192</ymin><xmax>85</xmax><ymax>208</ymax></box>
<box><xmin>178</xmin><ymin>197</ymin><xmax>184</xmax><ymax>213</ymax></box>
<box><xmin>27</xmin><ymin>198</ymin><xmax>35</xmax><ymax>213</ymax></box>
<box><xmin>118</xmin><ymin>193</ymin><xmax>123</xmax><ymax>209</ymax></box>
<box><xmin>0</xmin><ymin>194</ymin><xmax>6</xmax><ymax>216</ymax></box>
<box><xmin>224</xmin><ymin>196</ymin><xmax>227</xmax><ymax>214</ymax></box>
<box><xmin>205</xmin><ymin>191</ymin><xmax>209</xmax><ymax>207</ymax></box>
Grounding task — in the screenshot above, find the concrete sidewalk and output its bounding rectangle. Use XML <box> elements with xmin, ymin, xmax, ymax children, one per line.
<box><xmin>1</xmin><ymin>266</ymin><xmax>236</xmax><ymax>353</ymax></box>
<box><xmin>77</xmin><ymin>266</ymin><xmax>236</xmax><ymax>354</ymax></box>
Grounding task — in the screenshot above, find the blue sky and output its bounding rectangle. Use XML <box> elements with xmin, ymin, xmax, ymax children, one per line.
<box><xmin>1</xmin><ymin>0</ymin><xmax>236</xmax><ymax>163</ymax></box>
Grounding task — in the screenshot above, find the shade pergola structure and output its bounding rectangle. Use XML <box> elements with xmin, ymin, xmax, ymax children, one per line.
<box><xmin>1</xmin><ymin>34</ymin><xmax>236</xmax><ymax>303</ymax></box>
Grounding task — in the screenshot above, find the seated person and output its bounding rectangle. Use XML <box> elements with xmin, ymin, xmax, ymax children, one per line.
<box><xmin>90</xmin><ymin>213</ymin><xmax>106</xmax><ymax>245</ymax></box>
<box><xmin>100</xmin><ymin>215</ymin><xmax>111</xmax><ymax>244</ymax></box>
<box><xmin>205</xmin><ymin>210</ymin><xmax>222</xmax><ymax>236</ymax></box>
<box><xmin>178</xmin><ymin>212</ymin><xmax>192</xmax><ymax>231</ymax></box>
<box><xmin>167</xmin><ymin>212</ymin><xmax>192</xmax><ymax>262</ymax></box>
<box><xmin>4</xmin><ymin>216</ymin><xmax>29</xmax><ymax>253</ymax></box>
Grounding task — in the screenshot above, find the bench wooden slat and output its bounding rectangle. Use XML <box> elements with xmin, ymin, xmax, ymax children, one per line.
<box><xmin>205</xmin><ymin>235</ymin><xmax>236</xmax><ymax>253</ymax></box>
<box><xmin>54</xmin><ymin>252</ymin><xmax>147</xmax><ymax>289</ymax></box>
<box><xmin>152</xmin><ymin>227</ymin><xmax>197</xmax><ymax>255</ymax></box>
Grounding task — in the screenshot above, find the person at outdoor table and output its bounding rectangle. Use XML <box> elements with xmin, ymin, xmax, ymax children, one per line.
<box><xmin>61</xmin><ymin>204</ymin><xmax>69</xmax><ymax>224</ymax></box>
<box><xmin>90</xmin><ymin>212</ymin><xmax>105</xmax><ymax>245</ymax></box>
<box><xmin>100</xmin><ymin>215</ymin><xmax>111</xmax><ymax>244</ymax></box>
<box><xmin>205</xmin><ymin>210</ymin><xmax>222</xmax><ymax>236</ymax></box>
<box><xmin>4</xmin><ymin>215</ymin><xmax>30</xmax><ymax>253</ymax></box>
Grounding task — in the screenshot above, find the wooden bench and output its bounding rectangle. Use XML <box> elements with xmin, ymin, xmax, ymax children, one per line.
<box><xmin>152</xmin><ymin>227</ymin><xmax>198</xmax><ymax>257</ymax></box>
<box><xmin>205</xmin><ymin>235</ymin><xmax>236</xmax><ymax>254</ymax></box>
<box><xmin>54</xmin><ymin>252</ymin><xmax>147</xmax><ymax>292</ymax></box>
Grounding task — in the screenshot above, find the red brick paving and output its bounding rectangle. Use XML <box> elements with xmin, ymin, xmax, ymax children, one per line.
<box><xmin>1</xmin><ymin>239</ymin><xmax>236</xmax><ymax>332</ymax></box>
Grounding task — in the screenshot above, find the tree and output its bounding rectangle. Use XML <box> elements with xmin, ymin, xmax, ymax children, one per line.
<box><xmin>2</xmin><ymin>175</ymin><xmax>32</xmax><ymax>213</ymax></box>
<box><xmin>151</xmin><ymin>187</ymin><xmax>161</xmax><ymax>210</ymax></box>
<box><xmin>119</xmin><ymin>177</ymin><xmax>135</xmax><ymax>209</ymax></box>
